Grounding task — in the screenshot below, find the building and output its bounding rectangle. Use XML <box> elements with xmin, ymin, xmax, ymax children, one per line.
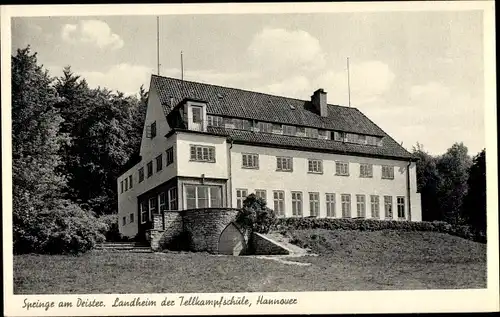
<box><xmin>117</xmin><ymin>74</ymin><xmax>422</xmax><ymax>238</ymax></box>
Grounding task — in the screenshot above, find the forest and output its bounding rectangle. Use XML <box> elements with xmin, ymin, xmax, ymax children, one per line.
<box><xmin>11</xmin><ymin>47</ymin><xmax>487</xmax><ymax>254</ymax></box>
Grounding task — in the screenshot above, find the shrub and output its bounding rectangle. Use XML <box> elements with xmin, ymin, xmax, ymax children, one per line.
<box><xmin>13</xmin><ymin>199</ymin><xmax>107</xmax><ymax>254</ymax></box>
<box><xmin>236</xmin><ymin>194</ymin><xmax>278</xmax><ymax>234</ymax></box>
<box><xmin>99</xmin><ymin>214</ymin><xmax>122</xmax><ymax>242</ymax></box>
<box><xmin>271</xmin><ymin>218</ymin><xmax>484</xmax><ymax>243</ymax></box>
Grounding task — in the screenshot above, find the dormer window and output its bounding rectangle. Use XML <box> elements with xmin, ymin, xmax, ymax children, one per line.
<box><xmin>192</xmin><ymin>106</ymin><xmax>202</xmax><ymax>123</ymax></box>
<box><xmin>187</xmin><ymin>102</ymin><xmax>206</xmax><ymax>131</ymax></box>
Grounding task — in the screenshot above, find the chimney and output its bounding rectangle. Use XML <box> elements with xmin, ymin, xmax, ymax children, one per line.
<box><xmin>311</xmin><ymin>88</ymin><xmax>328</xmax><ymax>117</ymax></box>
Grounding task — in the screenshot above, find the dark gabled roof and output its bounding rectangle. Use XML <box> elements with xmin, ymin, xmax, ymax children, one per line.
<box><xmin>152</xmin><ymin>75</ymin><xmax>385</xmax><ymax>136</ymax></box>
<box><xmin>151</xmin><ymin>75</ymin><xmax>413</xmax><ymax>160</ymax></box>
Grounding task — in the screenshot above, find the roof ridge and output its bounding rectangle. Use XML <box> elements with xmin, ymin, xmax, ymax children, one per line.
<box><xmin>151</xmin><ymin>74</ymin><xmax>353</xmax><ymax>110</ymax></box>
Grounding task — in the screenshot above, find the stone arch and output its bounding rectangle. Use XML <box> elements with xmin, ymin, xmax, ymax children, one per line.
<box><xmin>218</xmin><ymin>222</ymin><xmax>247</xmax><ymax>255</ymax></box>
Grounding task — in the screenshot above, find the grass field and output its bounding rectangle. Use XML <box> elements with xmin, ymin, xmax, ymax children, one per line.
<box><xmin>13</xmin><ymin>230</ymin><xmax>486</xmax><ymax>294</ymax></box>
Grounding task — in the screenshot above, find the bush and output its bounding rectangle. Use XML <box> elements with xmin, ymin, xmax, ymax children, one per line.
<box><xmin>271</xmin><ymin>218</ymin><xmax>485</xmax><ymax>243</ymax></box>
<box><xmin>99</xmin><ymin>214</ymin><xmax>122</xmax><ymax>242</ymax></box>
<box><xmin>13</xmin><ymin>199</ymin><xmax>107</xmax><ymax>254</ymax></box>
<box><xmin>236</xmin><ymin>194</ymin><xmax>278</xmax><ymax>234</ymax></box>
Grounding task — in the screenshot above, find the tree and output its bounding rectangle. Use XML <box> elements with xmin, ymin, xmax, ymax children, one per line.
<box><xmin>12</xmin><ymin>47</ymin><xmax>105</xmax><ymax>253</ymax></box>
<box><xmin>11</xmin><ymin>46</ymin><xmax>68</xmax><ymax>214</ymax></box>
<box><xmin>236</xmin><ymin>194</ymin><xmax>277</xmax><ymax>234</ymax></box>
<box><xmin>435</xmin><ymin>142</ymin><xmax>472</xmax><ymax>224</ymax></box>
<box><xmin>412</xmin><ymin>143</ymin><xmax>442</xmax><ymax>221</ymax></box>
<box><xmin>462</xmin><ymin>149</ymin><xmax>486</xmax><ymax>234</ymax></box>
<box><xmin>54</xmin><ymin>68</ymin><xmax>145</xmax><ymax>215</ymax></box>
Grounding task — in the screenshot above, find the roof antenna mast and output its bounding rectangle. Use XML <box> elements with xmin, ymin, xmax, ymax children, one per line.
<box><xmin>181</xmin><ymin>50</ymin><xmax>184</xmax><ymax>82</ymax></box>
<box><xmin>156</xmin><ymin>16</ymin><xmax>160</xmax><ymax>76</ymax></box>
<box><xmin>347</xmin><ymin>57</ymin><xmax>351</xmax><ymax>107</ymax></box>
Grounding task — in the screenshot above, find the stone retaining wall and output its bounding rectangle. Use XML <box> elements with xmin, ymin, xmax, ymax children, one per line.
<box><xmin>182</xmin><ymin>208</ymin><xmax>242</xmax><ymax>253</ymax></box>
<box><xmin>147</xmin><ymin>208</ymin><xmax>246</xmax><ymax>253</ymax></box>
<box><xmin>251</xmin><ymin>232</ymin><xmax>290</xmax><ymax>255</ymax></box>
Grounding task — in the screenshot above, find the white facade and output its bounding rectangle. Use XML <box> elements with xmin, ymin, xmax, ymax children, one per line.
<box><xmin>117</xmin><ymin>81</ymin><xmax>422</xmax><ymax>237</ymax></box>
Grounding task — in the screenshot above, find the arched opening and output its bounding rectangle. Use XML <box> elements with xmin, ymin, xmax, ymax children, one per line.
<box><xmin>218</xmin><ymin>222</ymin><xmax>246</xmax><ymax>255</ymax></box>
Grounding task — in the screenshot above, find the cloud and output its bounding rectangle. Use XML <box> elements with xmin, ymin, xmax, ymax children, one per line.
<box><xmin>248</xmin><ymin>28</ymin><xmax>326</xmax><ymax>73</ymax></box>
<box><xmin>249</xmin><ymin>60</ymin><xmax>396</xmax><ymax>105</ymax></box>
<box><xmin>161</xmin><ymin>68</ymin><xmax>262</xmax><ymax>88</ymax></box>
<box><xmin>75</xmin><ymin>64</ymin><xmax>153</xmax><ymax>96</ymax></box>
<box><xmin>61</xmin><ymin>20</ymin><xmax>124</xmax><ymax>50</ymax></box>
<box><xmin>364</xmin><ymin>81</ymin><xmax>484</xmax><ymax>155</ymax></box>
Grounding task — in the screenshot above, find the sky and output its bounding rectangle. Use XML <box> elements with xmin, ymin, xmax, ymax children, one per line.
<box><xmin>11</xmin><ymin>10</ymin><xmax>486</xmax><ymax>156</ymax></box>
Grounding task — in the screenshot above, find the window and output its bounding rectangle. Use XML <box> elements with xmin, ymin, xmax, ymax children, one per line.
<box><xmin>168</xmin><ymin>187</ymin><xmax>177</xmax><ymax>210</ymax></box>
<box><xmin>291</xmin><ymin>191</ymin><xmax>303</xmax><ymax>217</ymax></box>
<box><xmin>128</xmin><ymin>175</ymin><xmax>133</xmax><ymax>189</ymax></box>
<box><xmin>186</xmin><ymin>185</ymin><xmax>222</xmax><ymax>209</ymax></box>
<box><xmin>367</xmin><ymin>136</ymin><xmax>377</xmax><ymax>146</ymax></box>
<box><xmin>370</xmin><ymin>195</ymin><xmax>380</xmax><ymax>219</ymax></box>
<box><xmin>283</xmin><ymin>125</ymin><xmax>297</xmax><ymax>136</ymax></box>
<box><xmin>356</xmin><ymin>194</ymin><xmax>366</xmax><ymax>218</ymax></box>
<box><xmin>130</xmin><ymin>213</ymin><xmax>134</xmax><ymax>223</ymax></box>
<box><xmin>255</xmin><ymin>189</ymin><xmax>267</xmax><ymax>201</ymax></box>
<box><xmin>360</xmin><ymin>164</ymin><xmax>373</xmax><ymax>178</ymax></box>
<box><xmin>257</xmin><ymin>122</ymin><xmax>273</xmax><ymax>133</ymax></box>
<box><xmin>147</xmin><ymin>161</ymin><xmax>153</xmax><ymax>178</ymax></box>
<box><xmin>335</xmin><ymin>161</ymin><xmax>349</xmax><ymax>176</ymax></box>
<box><xmin>124</xmin><ymin>178</ymin><xmax>128</xmax><ymax>191</ymax></box>
<box><xmin>210</xmin><ymin>186</ymin><xmax>222</xmax><ymax>208</ymax></box>
<box><xmin>384</xmin><ymin>196</ymin><xmax>393</xmax><ymax>219</ymax></box>
<box><xmin>140</xmin><ymin>201</ymin><xmax>148</xmax><ymax>223</ymax></box>
<box><xmin>190</xmin><ymin>145</ymin><xmax>216</xmax><ymax>162</ymax></box>
<box><xmin>326</xmin><ymin>193</ymin><xmax>336</xmax><ymax>217</ymax></box>
<box><xmin>233</xmin><ymin>118</ymin><xmax>251</xmax><ymax>131</ymax></box>
<box><xmin>120</xmin><ymin>180</ymin><xmax>124</xmax><ymax>193</ymax></box>
<box><xmin>296</xmin><ymin>127</ymin><xmax>305</xmax><ymax>135</ymax></box>
<box><xmin>192</xmin><ymin>106</ymin><xmax>202</xmax><ymax>123</ymax></box>
<box><xmin>156</xmin><ymin>154</ymin><xmax>163</xmax><ymax>172</ymax></box>
<box><xmin>397</xmin><ymin>196</ymin><xmax>406</xmax><ymax>219</ymax></box>
<box><xmin>357</xmin><ymin>135</ymin><xmax>367</xmax><ymax>144</ymax></box>
<box><xmin>382</xmin><ymin>165</ymin><xmax>394</xmax><ymax>179</ymax></box>
<box><xmin>346</xmin><ymin>133</ymin><xmax>357</xmax><ymax>143</ymax></box>
<box><xmin>138</xmin><ymin>167</ymin><xmax>144</xmax><ymax>183</ymax></box>
<box><xmin>149</xmin><ymin>197</ymin><xmax>158</xmax><ymax>217</ymax></box>
<box><xmin>122</xmin><ymin>216</ymin><xmax>126</xmax><ymax>226</ymax></box>
<box><xmin>159</xmin><ymin>192</ymin><xmax>166</xmax><ymax>212</ymax></box>
<box><xmin>276</xmin><ymin>156</ymin><xmax>293</xmax><ymax>172</ymax></box>
<box><xmin>242</xmin><ymin>153</ymin><xmax>259</xmax><ymax>169</ymax></box>
<box><xmin>151</xmin><ymin>121</ymin><xmax>156</xmax><ymax>138</ymax></box>
<box><xmin>309</xmin><ymin>192</ymin><xmax>320</xmax><ymax>217</ymax></box>
<box><xmin>341</xmin><ymin>194</ymin><xmax>351</xmax><ymax>218</ymax></box>
<box><xmin>333</xmin><ymin>131</ymin><xmax>346</xmax><ymax>142</ymax></box>
<box><xmin>146</xmin><ymin>121</ymin><xmax>157</xmax><ymax>138</ymax></box>
<box><xmin>318</xmin><ymin>129</ymin><xmax>329</xmax><ymax>139</ymax></box>
<box><xmin>273</xmin><ymin>190</ymin><xmax>285</xmax><ymax>217</ymax></box>
<box><xmin>305</xmin><ymin>127</ymin><xmax>318</xmax><ymax>138</ymax></box>
<box><xmin>308</xmin><ymin>159</ymin><xmax>323</xmax><ymax>173</ymax></box>
<box><xmin>207</xmin><ymin>115</ymin><xmax>223</xmax><ymax>127</ymax></box>
<box><xmin>236</xmin><ymin>189</ymin><xmax>248</xmax><ymax>209</ymax></box>
<box><xmin>272</xmin><ymin>123</ymin><xmax>283</xmax><ymax>134</ymax></box>
<box><xmin>166</xmin><ymin>147</ymin><xmax>174</xmax><ymax>166</ymax></box>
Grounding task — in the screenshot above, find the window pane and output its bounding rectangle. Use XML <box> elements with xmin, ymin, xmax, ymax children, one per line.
<box><xmin>210</xmin><ymin>187</ymin><xmax>222</xmax><ymax>207</ymax></box>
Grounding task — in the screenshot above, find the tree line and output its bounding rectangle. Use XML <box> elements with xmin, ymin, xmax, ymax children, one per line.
<box><xmin>11</xmin><ymin>46</ymin><xmax>487</xmax><ymax>254</ymax></box>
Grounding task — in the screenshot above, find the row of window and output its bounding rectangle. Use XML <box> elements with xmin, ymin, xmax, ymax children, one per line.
<box><xmin>206</xmin><ymin>115</ymin><xmax>383</xmax><ymax>146</ymax></box>
<box><xmin>137</xmin><ymin>147</ymin><xmax>175</xmax><ymax>183</ymax></box>
<box><xmin>138</xmin><ymin>187</ymin><xmax>178</xmax><ymax>224</ymax></box>
<box><xmin>236</xmin><ymin>189</ymin><xmax>406</xmax><ymax>219</ymax></box>
<box><xmin>240</xmin><ymin>153</ymin><xmax>395</xmax><ymax>179</ymax></box>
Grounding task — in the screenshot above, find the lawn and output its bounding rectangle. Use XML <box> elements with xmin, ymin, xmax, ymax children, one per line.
<box><xmin>13</xmin><ymin>230</ymin><xmax>486</xmax><ymax>294</ymax></box>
